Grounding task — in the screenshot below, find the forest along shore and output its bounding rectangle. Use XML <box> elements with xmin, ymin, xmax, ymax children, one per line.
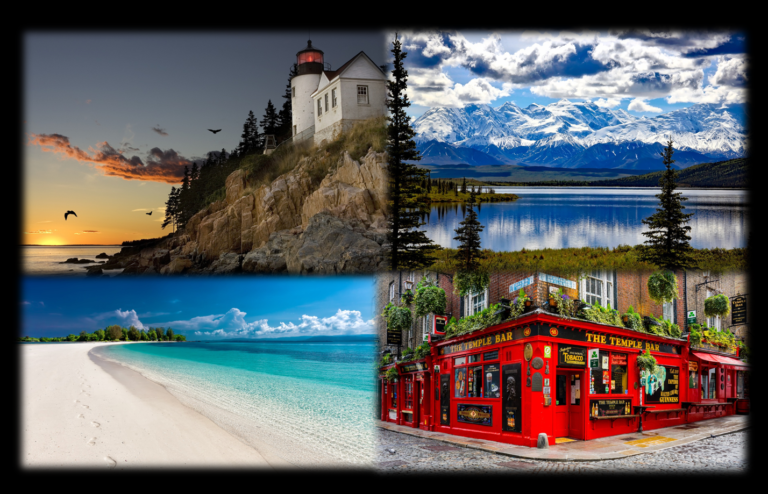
<box><xmin>21</xmin><ymin>342</ymin><xmax>272</xmax><ymax>469</ymax></box>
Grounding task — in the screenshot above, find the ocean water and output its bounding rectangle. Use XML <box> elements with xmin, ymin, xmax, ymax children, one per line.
<box><xmin>424</xmin><ymin>187</ymin><xmax>748</xmax><ymax>250</ymax></box>
<box><xmin>95</xmin><ymin>341</ymin><xmax>376</xmax><ymax>466</ymax></box>
<box><xmin>23</xmin><ymin>246</ymin><xmax>124</xmax><ymax>276</ymax></box>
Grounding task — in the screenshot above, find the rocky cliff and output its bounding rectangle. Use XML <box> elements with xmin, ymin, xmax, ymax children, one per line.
<box><xmin>96</xmin><ymin>146</ymin><xmax>388</xmax><ymax>275</ymax></box>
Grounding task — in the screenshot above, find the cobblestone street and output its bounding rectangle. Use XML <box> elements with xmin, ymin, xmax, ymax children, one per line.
<box><xmin>376</xmin><ymin>429</ymin><xmax>748</xmax><ymax>474</ymax></box>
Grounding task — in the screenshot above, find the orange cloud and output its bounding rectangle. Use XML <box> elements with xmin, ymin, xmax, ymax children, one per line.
<box><xmin>24</xmin><ymin>230</ymin><xmax>52</xmax><ymax>234</ymax></box>
<box><xmin>28</xmin><ymin>133</ymin><xmax>189</xmax><ymax>184</ymax></box>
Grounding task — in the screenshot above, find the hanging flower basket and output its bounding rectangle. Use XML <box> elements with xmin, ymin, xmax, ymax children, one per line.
<box><xmin>704</xmin><ymin>294</ymin><xmax>730</xmax><ymax>318</ymax></box>
<box><xmin>647</xmin><ymin>270</ymin><xmax>679</xmax><ymax>304</ymax></box>
<box><xmin>637</xmin><ymin>349</ymin><xmax>658</xmax><ymax>374</ymax></box>
<box><xmin>453</xmin><ymin>271</ymin><xmax>489</xmax><ymax>297</ymax></box>
<box><xmin>414</xmin><ymin>282</ymin><xmax>447</xmax><ymax>317</ymax></box>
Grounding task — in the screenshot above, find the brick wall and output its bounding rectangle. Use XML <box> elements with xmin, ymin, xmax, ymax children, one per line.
<box><xmin>615</xmin><ymin>270</ymin><xmax>685</xmax><ymax>326</ymax></box>
<box><xmin>685</xmin><ymin>270</ymin><xmax>749</xmax><ymax>341</ymax></box>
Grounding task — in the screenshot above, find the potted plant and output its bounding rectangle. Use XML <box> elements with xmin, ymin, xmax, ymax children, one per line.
<box><xmin>382</xmin><ymin>302</ymin><xmax>413</xmax><ymax>335</ymax></box>
<box><xmin>385</xmin><ymin>366</ymin><xmax>399</xmax><ymax>382</ymax></box>
<box><xmin>401</xmin><ymin>289</ymin><xmax>414</xmax><ymax>305</ymax></box>
<box><xmin>453</xmin><ymin>271</ymin><xmax>490</xmax><ymax>297</ymax></box>
<box><xmin>548</xmin><ymin>291</ymin><xmax>559</xmax><ymax>307</ymax></box>
<box><xmin>704</xmin><ymin>293</ymin><xmax>730</xmax><ymax>318</ymax></box>
<box><xmin>622</xmin><ymin>306</ymin><xmax>644</xmax><ymax>332</ymax></box>
<box><xmin>647</xmin><ymin>270</ymin><xmax>679</xmax><ymax>304</ymax></box>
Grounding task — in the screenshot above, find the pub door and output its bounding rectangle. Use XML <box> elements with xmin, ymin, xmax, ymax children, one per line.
<box><xmin>726</xmin><ymin>369</ymin><xmax>733</xmax><ymax>398</ymax></box>
<box><xmin>554</xmin><ymin>370</ymin><xmax>584</xmax><ymax>440</ymax></box>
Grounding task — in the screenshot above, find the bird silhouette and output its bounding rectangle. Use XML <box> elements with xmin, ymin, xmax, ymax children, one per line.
<box><xmin>208</xmin><ymin>129</ymin><xmax>221</xmax><ymax>134</ymax></box>
<box><xmin>65</xmin><ymin>210</ymin><xmax>77</xmax><ymax>220</ymax></box>
<box><xmin>146</xmin><ymin>211</ymin><xmax>153</xmax><ymax>216</ymax></box>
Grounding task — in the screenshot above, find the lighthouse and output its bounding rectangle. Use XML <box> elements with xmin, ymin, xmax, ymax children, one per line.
<box><xmin>291</xmin><ymin>40</ymin><xmax>324</xmax><ymax>139</ymax></box>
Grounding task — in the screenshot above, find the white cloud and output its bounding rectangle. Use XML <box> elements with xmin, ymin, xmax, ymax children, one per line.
<box><xmin>92</xmin><ymin>308</ymin><xmax>145</xmax><ymax>329</ymax></box>
<box><xmin>627</xmin><ymin>98</ymin><xmax>663</xmax><ymax>113</ymax></box>
<box><xmin>171</xmin><ymin>308</ymin><xmax>374</xmax><ymax>338</ymax></box>
<box><xmin>709</xmin><ymin>56</ymin><xmax>747</xmax><ymax>87</ymax></box>
<box><xmin>593</xmin><ymin>98</ymin><xmax>621</xmax><ymax>108</ymax></box>
<box><xmin>21</xmin><ymin>301</ymin><xmax>31</xmax><ymax>305</ymax></box>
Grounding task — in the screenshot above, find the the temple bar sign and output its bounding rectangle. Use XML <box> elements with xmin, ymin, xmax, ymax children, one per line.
<box><xmin>539</xmin><ymin>273</ymin><xmax>576</xmax><ymax>289</ymax></box>
<box><xmin>731</xmin><ymin>296</ymin><xmax>746</xmax><ymax>325</ymax></box>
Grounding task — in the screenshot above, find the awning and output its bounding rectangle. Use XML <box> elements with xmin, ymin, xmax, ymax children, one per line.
<box><xmin>692</xmin><ymin>352</ymin><xmax>720</xmax><ymax>364</ymax></box>
<box><xmin>710</xmin><ymin>354</ymin><xmax>749</xmax><ymax>370</ymax></box>
<box><xmin>691</xmin><ymin>352</ymin><xmax>748</xmax><ymax>370</ymax></box>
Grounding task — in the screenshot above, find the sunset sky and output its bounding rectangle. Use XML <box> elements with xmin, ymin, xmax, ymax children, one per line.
<box><xmin>23</xmin><ymin>31</ymin><xmax>386</xmax><ymax>245</ymax></box>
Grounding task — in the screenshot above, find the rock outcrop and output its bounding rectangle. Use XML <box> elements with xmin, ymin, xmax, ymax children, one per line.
<box><xmin>110</xmin><ymin>146</ymin><xmax>388</xmax><ymax>275</ymax></box>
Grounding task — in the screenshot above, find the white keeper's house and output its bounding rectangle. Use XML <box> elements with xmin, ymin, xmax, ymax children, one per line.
<box><xmin>290</xmin><ymin>40</ymin><xmax>388</xmax><ymax>146</ymax></box>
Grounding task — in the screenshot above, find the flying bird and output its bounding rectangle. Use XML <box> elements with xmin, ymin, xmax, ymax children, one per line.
<box><xmin>208</xmin><ymin>129</ymin><xmax>221</xmax><ymax>134</ymax></box>
<box><xmin>65</xmin><ymin>210</ymin><xmax>77</xmax><ymax>220</ymax></box>
<box><xmin>146</xmin><ymin>211</ymin><xmax>153</xmax><ymax>216</ymax></box>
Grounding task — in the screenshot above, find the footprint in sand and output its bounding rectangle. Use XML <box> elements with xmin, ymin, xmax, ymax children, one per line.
<box><xmin>91</xmin><ymin>421</ymin><xmax>100</xmax><ymax>428</ymax></box>
<box><xmin>104</xmin><ymin>456</ymin><xmax>116</xmax><ymax>468</ymax></box>
<box><xmin>88</xmin><ymin>437</ymin><xmax>97</xmax><ymax>446</ymax></box>
<box><xmin>81</xmin><ymin>404</ymin><xmax>90</xmax><ymax>409</ymax></box>
<box><xmin>77</xmin><ymin>414</ymin><xmax>85</xmax><ymax>419</ymax></box>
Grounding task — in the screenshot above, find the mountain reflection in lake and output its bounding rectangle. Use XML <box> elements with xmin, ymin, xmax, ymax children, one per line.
<box><xmin>423</xmin><ymin>187</ymin><xmax>748</xmax><ymax>251</ymax></box>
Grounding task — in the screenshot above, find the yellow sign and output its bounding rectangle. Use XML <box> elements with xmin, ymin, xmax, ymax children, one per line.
<box><xmin>544</xmin><ymin>346</ymin><xmax>552</xmax><ymax>358</ymax></box>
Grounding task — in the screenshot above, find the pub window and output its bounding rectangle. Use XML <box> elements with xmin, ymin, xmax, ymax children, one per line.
<box><xmin>389</xmin><ymin>282</ymin><xmax>395</xmax><ymax>302</ymax></box>
<box><xmin>391</xmin><ymin>382</ymin><xmax>397</xmax><ymax>408</ymax></box>
<box><xmin>556</xmin><ymin>374</ymin><xmax>567</xmax><ymax>406</ymax></box>
<box><xmin>706</xmin><ymin>289</ymin><xmax>721</xmax><ymax>330</ymax></box>
<box><xmin>484</xmin><ymin>351</ymin><xmax>499</xmax><ymax>361</ymax></box>
<box><xmin>318</xmin><ymin>99</ymin><xmax>322</xmax><ymax>116</ymax></box>
<box><xmin>405</xmin><ymin>378</ymin><xmax>414</xmax><ymax>410</ymax></box>
<box><xmin>453</xmin><ymin>352</ymin><xmax>500</xmax><ymax>399</ymax></box>
<box><xmin>357</xmin><ymin>85</ymin><xmax>369</xmax><ymax>104</ymax></box>
<box><xmin>423</xmin><ymin>314</ymin><xmax>432</xmax><ymax>338</ymax></box>
<box><xmin>689</xmin><ymin>368</ymin><xmax>698</xmax><ymax>390</ymax></box>
<box><xmin>610</xmin><ymin>353</ymin><xmax>628</xmax><ymax>394</ymax></box>
<box><xmin>332</xmin><ymin>88</ymin><xmax>337</xmax><ymax>107</ymax></box>
<box><xmin>590</xmin><ymin>349</ymin><xmax>611</xmax><ymax>395</ymax></box>
<box><xmin>581</xmin><ymin>270</ymin><xmax>615</xmax><ymax>308</ymax></box>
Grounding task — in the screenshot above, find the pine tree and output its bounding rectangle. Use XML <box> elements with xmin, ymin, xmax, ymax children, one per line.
<box><xmin>162</xmin><ymin>187</ymin><xmax>179</xmax><ymax>233</ymax></box>
<box><xmin>638</xmin><ymin>139</ymin><xmax>695</xmax><ymax>270</ymax></box>
<box><xmin>236</xmin><ymin>111</ymin><xmax>260</xmax><ymax>156</ymax></box>
<box><xmin>385</xmin><ymin>33</ymin><xmax>440</xmax><ymax>270</ymax></box>
<box><xmin>453</xmin><ymin>189</ymin><xmax>485</xmax><ymax>272</ymax></box>
<box><xmin>261</xmin><ymin>100</ymin><xmax>279</xmax><ymax>137</ymax></box>
<box><xmin>278</xmin><ymin>63</ymin><xmax>298</xmax><ymax>139</ymax></box>
<box><xmin>461</xmin><ymin>177</ymin><xmax>467</xmax><ymax>193</ymax></box>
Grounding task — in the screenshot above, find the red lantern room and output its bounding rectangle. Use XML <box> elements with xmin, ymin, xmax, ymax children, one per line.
<box><xmin>296</xmin><ymin>40</ymin><xmax>324</xmax><ymax>75</ymax></box>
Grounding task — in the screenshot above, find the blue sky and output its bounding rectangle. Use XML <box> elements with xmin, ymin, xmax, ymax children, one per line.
<box><xmin>21</xmin><ymin>276</ymin><xmax>375</xmax><ymax>340</ymax></box>
<box><xmin>389</xmin><ymin>30</ymin><xmax>747</xmax><ymax>120</ymax></box>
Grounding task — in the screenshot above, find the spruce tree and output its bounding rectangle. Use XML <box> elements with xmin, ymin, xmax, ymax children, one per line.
<box><xmin>638</xmin><ymin>139</ymin><xmax>695</xmax><ymax>270</ymax></box>
<box><xmin>461</xmin><ymin>177</ymin><xmax>467</xmax><ymax>193</ymax></box>
<box><xmin>261</xmin><ymin>100</ymin><xmax>279</xmax><ymax>137</ymax></box>
<box><xmin>162</xmin><ymin>187</ymin><xmax>179</xmax><ymax>233</ymax></box>
<box><xmin>453</xmin><ymin>189</ymin><xmax>485</xmax><ymax>272</ymax></box>
<box><xmin>278</xmin><ymin>63</ymin><xmax>298</xmax><ymax>139</ymax></box>
<box><xmin>385</xmin><ymin>33</ymin><xmax>440</xmax><ymax>270</ymax></box>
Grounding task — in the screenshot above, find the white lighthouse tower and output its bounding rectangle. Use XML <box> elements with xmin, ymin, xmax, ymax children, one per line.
<box><xmin>291</xmin><ymin>40</ymin><xmax>324</xmax><ymax>141</ymax></box>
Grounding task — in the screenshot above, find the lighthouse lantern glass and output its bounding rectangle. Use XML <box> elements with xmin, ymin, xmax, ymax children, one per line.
<box><xmin>298</xmin><ymin>51</ymin><xmax>324</xmax><ymax>65</ymax></box>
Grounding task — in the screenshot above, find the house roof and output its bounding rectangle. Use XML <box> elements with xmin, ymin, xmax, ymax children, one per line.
<box><xmin>323</xmin><ymin>51</ymin><xmax>385</xmax><ymax>81</ymax></box>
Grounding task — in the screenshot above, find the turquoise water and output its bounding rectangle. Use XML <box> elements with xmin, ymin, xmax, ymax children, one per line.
<box><xmin>97</xmin><ymin>341</ymin><xmax>376</xmax><ymax>465</ymax></box>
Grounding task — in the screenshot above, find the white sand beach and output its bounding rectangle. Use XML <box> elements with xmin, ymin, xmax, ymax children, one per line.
<box><xmin>21</xmin><ymin>342</ymin><xmax>274</xmax><ymax>469</ymax></box>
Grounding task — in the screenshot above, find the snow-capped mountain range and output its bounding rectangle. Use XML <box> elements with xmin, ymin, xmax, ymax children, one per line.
<box><xmin>412</xmin><ymin>100</ymin><xmax>747</xmax><ymax>169</ymax></box>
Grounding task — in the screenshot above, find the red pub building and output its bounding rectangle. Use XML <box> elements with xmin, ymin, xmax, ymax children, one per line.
<box><xmin>378</xmin><ymin>271</ymin><xmax>749</xmax><ymax>447</ymax></box>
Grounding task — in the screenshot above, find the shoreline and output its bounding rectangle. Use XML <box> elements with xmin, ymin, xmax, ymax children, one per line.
<box><xmin>21</xmin><ymin>341</ymin><xmax>272</xmax><ymax>469</ymax></box>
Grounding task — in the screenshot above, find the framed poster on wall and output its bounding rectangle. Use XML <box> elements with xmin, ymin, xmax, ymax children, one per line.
<box><xmin>644</xmin><ymin>365</ymin><xmax>680</xmax><ymax>404</ymax></box>
<box><xmin>502</xmin><ymin>363</ymin><xmax>521</xmax><ymax>432</ymax></box>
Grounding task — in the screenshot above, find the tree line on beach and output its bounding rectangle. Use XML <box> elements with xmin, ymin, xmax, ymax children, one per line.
<box><xmin>19</xmin><ymin>325</ymin><xmax>187</xmax><ymax>343</ymax></box>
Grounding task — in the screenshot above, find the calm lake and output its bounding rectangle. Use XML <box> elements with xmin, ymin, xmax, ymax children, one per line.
<box><xmin>424</xmin><ymin>187</ymin><xmax>748</xmax><ymax>251</ymax></box>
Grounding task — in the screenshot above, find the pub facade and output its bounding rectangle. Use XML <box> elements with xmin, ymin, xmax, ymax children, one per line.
<box><xmin>377</xmin><ymin>270</ymin><xmax>749</xmax><ymax>446</ymax></box>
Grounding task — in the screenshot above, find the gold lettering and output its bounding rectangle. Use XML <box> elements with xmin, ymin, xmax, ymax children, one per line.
<box><xmin>610</xmin><ymin>337</ymin><xmax>615</xmax><ymax>346</ymax></box>
<box><xmin>507</xmin><ymin>332</ymin><xmax>513</xmax><ymax>341</ymax></box>
<box><xmin>587</xmin><ymin>334</ymin><xmax>593</xmax><ymax>343</ymax></box>
<box><xmin>601</xmin><ymin>335</ymin><xmax>606</xmax><ymax>344</ymax></box>
<box><xmin>495</xmin><ymin>335</ymin><xmax>500</xmax><ymax>344</ymax></box>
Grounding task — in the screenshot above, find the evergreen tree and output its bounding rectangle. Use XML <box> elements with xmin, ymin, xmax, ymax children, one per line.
<box><xmin>461</xmin><ymin>177</ymin><xmax>467</xmax><ymax>193</ymax></box>
<box><xmin>385</xmin><ymin>33</ymin><xmax>440</xmax><ymax>270</ymax></box>
<box><xmin>237</xmin><ymin>110</ymin><xmax>260</xmax><ymax>156</ymax></box>
<box><xmin>162</xmin><ymin>187</ymin><xmax>179</xmax><ymax>233</ymax></box>
<box><xmin>261</xmin><ymin>100</ymin><xmax>280</xmax><ymax>137</ymax></box>
<box><xmin>638</xmin><ymin>139</ymin><xmax>695</xmax><ymax>270</ymax></box>
<box><xmin>453</xmin><ymin>189</ymin><xmax>485</xmax><ymax>272</ymax></box>
<box><xmin>278</xmin><ymin>63</ymin><xmax>298</xmax><ymax>139</ymax></box>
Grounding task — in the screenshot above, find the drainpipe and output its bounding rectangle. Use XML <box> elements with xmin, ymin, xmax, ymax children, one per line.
<box><xmin>683</xmin><ymin>270</ymin><xmax>687</xmax><ymax>331</ymax></box>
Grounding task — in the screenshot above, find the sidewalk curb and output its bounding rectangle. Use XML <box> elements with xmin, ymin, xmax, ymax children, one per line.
<box><xmin>376</xmin><ymin>420</ymin><xmax>749</xmax><ymax>463</ymax></box>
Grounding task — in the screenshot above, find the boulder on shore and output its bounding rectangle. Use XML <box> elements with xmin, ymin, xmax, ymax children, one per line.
<box><xmin>95</xmin><ymin>253</ymin><xmax>110</xmax><ymax>259</ymax></box>
<box><xmin>61</xmin><ymin>258</ymin><xmax>95</xmax><ymax>264</ymax></box>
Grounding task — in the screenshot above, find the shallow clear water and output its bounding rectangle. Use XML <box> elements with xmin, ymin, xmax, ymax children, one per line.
<box><xmin>22</xmin><ymin>246</ymin><xmax>123</xmax><ymax>276</ymax></box>
<box><xmin>425</xmin><ymin>187</ymin><xmax>748</xmax><ymax>250</ymax></box>
<box><xmin>97</xmin><ymin>341</ymin><xmax>376</xmax><ymax>465</ymax></box>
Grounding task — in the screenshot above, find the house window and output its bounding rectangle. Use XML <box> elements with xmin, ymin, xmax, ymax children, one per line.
<box><xmin>423</xmin><ymin>314</ymin><xmax>432</xmax><ymax>338</ymax></box>
<box><xmin>324</xmin><ymin>93</ymin><xmax>329</xmax><ymax>111</ymax></box>
<box><xmin>663</xmin><ymin>301</ymin><xmax>675</xmax><ymax>323</ymax></box>
<box><xmin>464</xmin><ymin>288</ymin><xmax>488</xmax><ymax>317</ymax></box>
<box><xmin>707</xmin><ymin>289</ymin><xmax>721</xmax><ymax>330</ymax></box>
<box><xmin>292</xmin><ymin>86</ymin><xmax>295</xmax><ymax>98</ymax></box>
<box><xmin>581</xmin><ymin>270</ymin><xmax>614</xmax><ymax>308</ymax></box>
<box><xmin>357</xmin><ymin>85</ymin><xmax>369</xmax><ymax>104</ymax></box>
<box><xmin>332</xmin><ymin>88</ymin><xmax>337</xmax><ymax>107</ymax></box>
<box><xmin>318</xmin><ymin>99</ymin><xmax>322</xmax><ymax>116</ymax></box>
<box><xmin>389</xmin><ymin>282</ymin><xmax>395</xmax><ymax>302</ymax></box>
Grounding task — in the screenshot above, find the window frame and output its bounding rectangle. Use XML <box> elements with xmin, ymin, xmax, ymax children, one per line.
<box><xmin>589</xmin><ymin>349</ymin><xmax>629</xmax><ymax>396</ymax></box>
<box><xmin>332</xmin><ymin>88</ymin><xmax>337</xmax><ymax>108</ymax></box>
<box><xmin>357</xmin><ymin>85</ymin><xmax>369</xmax><ymax>104</ymax></box>
<box><xmin>317</xmin><ymin>98</ymin><xmax>322</xmax><ymax>116</ymax></box>
<box><xmin>388</xmin><ymin>282</ymin><xmax>395</xmax><ymax>302</ymax></box>
<box><xmin>324</xmin><ymin>93</ymin><xmax>329</xmax><ymax>112</ymax></box>
<box><xmin>581</xmin><ymin>270</ymin><xmax>615</xmax><ymax>309</ymax></box>
<box><xmin>706</xmin><ymin>289</ymin><xmax>721</xmax><ymax>330</ymax></box>
<box><xmin>463</xmin><ymin>288</ymin><xmax>488</xmax><ymax>317</ymax></box>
